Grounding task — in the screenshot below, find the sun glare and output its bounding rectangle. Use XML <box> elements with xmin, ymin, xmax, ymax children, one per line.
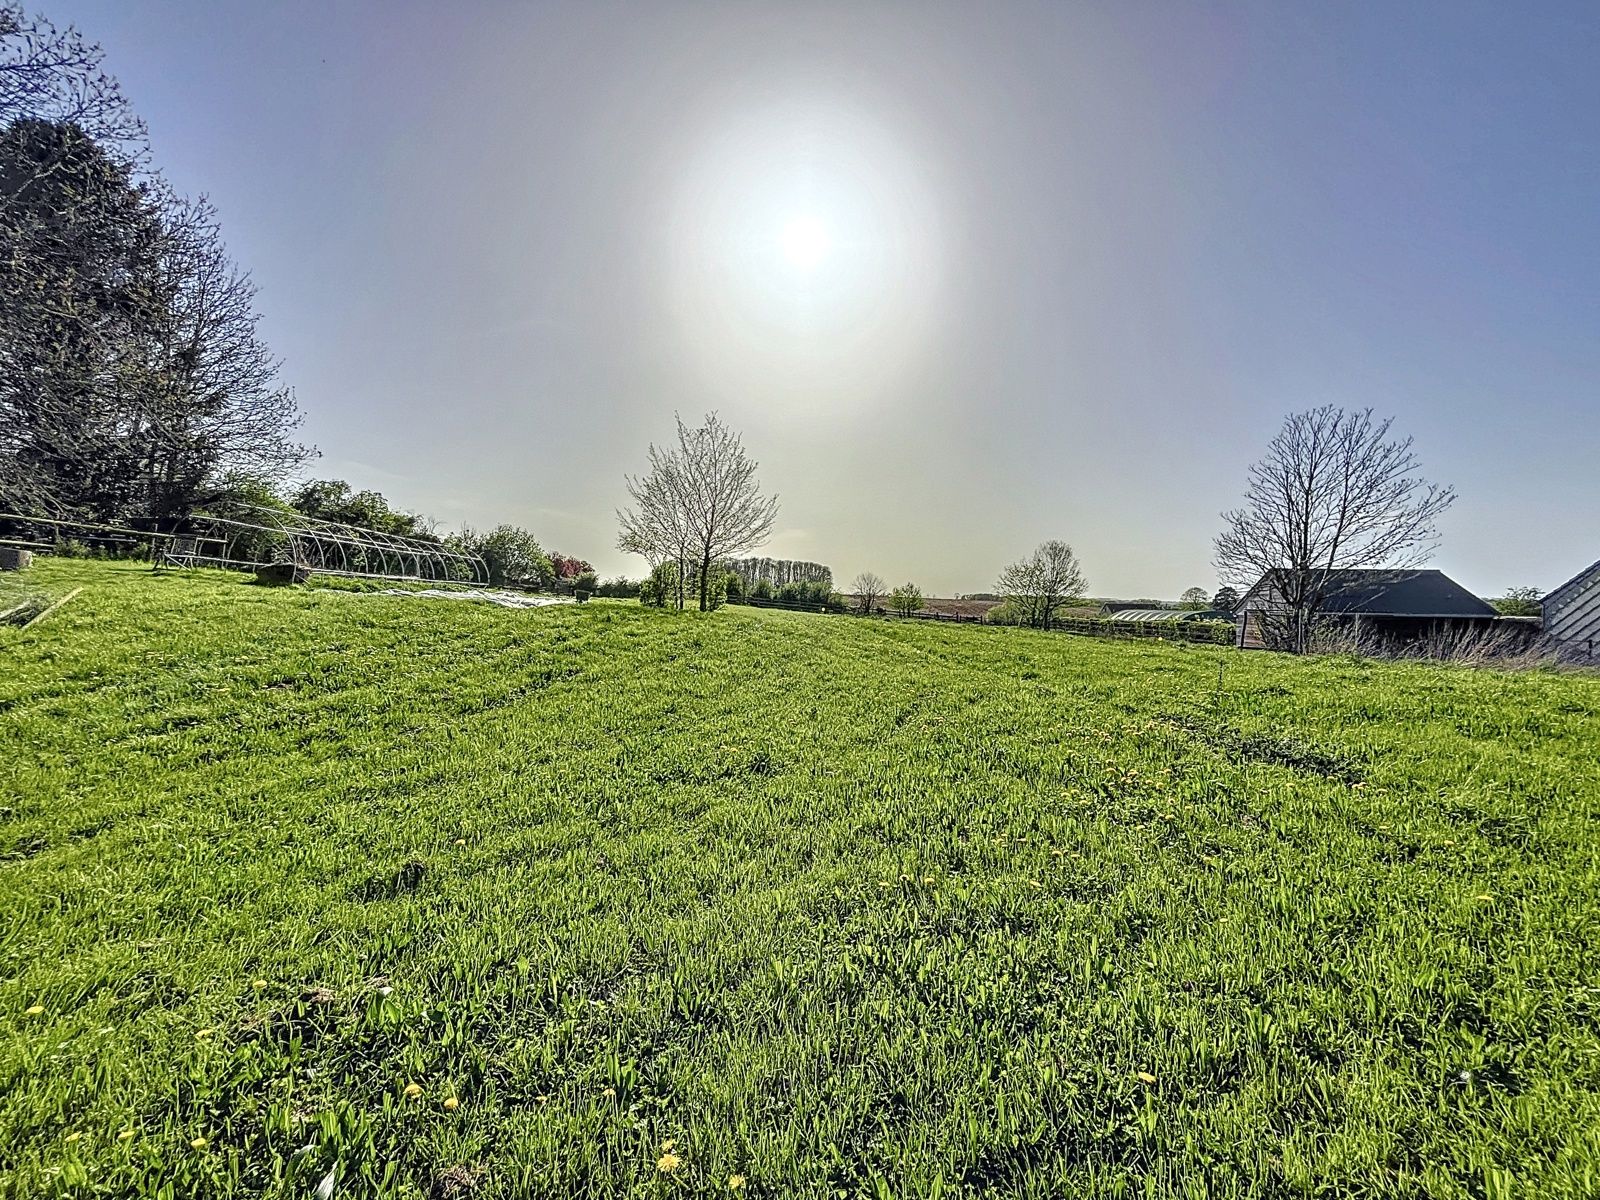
<box><xmin>780</xmin><ymin>216</ymin><xmax>831</xmax><ymax>271</ymax></box>
<box><xmin>665</xmin><ymin>99</ymin><xmax>943</xmax><ymax>416</ymax></box>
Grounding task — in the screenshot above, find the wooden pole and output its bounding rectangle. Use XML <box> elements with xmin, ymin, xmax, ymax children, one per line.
<box><xmin>21</xmin><ymin>586</ymin><xmax>82</xmax><ymax>630</ymax></box>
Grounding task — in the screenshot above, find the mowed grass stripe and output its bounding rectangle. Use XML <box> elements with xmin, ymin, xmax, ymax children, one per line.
<box><xmin>2</xmin><ymin>560</ymin><xmax>1598</xmax><ymax>1197</ymax></box>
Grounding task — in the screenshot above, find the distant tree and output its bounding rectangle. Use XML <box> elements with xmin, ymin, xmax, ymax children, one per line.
<box><xmin>549</xmin><ymin>552</ymin><xmax>592</xmax><ymax>579</ymax></box>
<box><xmin>888</xmin><ymin>583</ymin><xmax>924</xmax><ymax>618</ymax></box>
<box><xmin>996</xmin><ymin>540</ymin><xmax>1087</xmax><ymax>631</ymax></box>
<box><xmin>1178</xmin><ymin>587</ymin><xmax>1210</xmax><ymax>610</ymax></box>
<box><xmin>292</xmin><ymin>480</ymin><xmax>431</xmax><ymax>538</ymax></box>
<box><xmin>722</xmin><ymin>569</ymin><xmax>745</xmax><ymax>603</ymax></box>
<box><xmin>1491</xmin><ymin>587</ymin><xmax>1542</xmax><ymax>617</ymax></box>
<box><xmin>725</xmin><ymin>557</ymin><xmax>831</xmax><ymax>588</ymax></box>
<box><xmin>1214</xmin><ymin>407</ymin><xmax>1455</xmax><ymax>653</ymax></box>
<box><xmin>596</xmin><ymin>576</ymin><xmax>641</xmax><ymax>599</ymax></box>
<box><xmin>852</xmin><ymin>571</ymin><xmax>886</xmax><ymax>614</ymax></box>
<box><xmin>451</xmin><ymin>525</ymin><xmax>551</xmax><ymax>587</ymax></box>
<box><xmin>750</xmin><ymin>578</ymin><xmax>773</xmax><ymax>601</ymax></box>
<box><xmin>1211</xmin><ymin>585</ymin><xmax>1241</xmax><ymax>613</ymax></box>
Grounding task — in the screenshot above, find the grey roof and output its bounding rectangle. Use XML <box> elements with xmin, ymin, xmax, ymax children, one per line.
<box><xmin>1246</xmin><ymin>569</ymin><xmax>1497</xmax><ymax>618</ymax></box>
<box><xmin>1543</xmin><ymin>559</ymin><xmax>1600</xmax><ymax>611</ymax></box>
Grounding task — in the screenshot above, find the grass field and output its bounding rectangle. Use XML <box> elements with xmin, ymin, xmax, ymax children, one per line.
<box><xmin>3</xmin><ymin>560</ymin><xmax>1598</xmax><ymax>1199</ymax></box>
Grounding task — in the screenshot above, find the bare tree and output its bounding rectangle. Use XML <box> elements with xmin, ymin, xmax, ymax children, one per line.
<box><xmin>996</xmin><ymin>540</ymin><xmax>1087</xmax><ymax>630</ymax></box>
<box><xmin>1213</xmin><ymin>406</ymin><xmax>1456</xmax><ymax>652</ymax></box>
<box><xmin>0</xmin><ymin>3</ymin><xmax>146</xmax><ymax>214</ymax></box>
<box><xmin>672</xmin><ymin>413</ymin><xmax>778</xmax><ymax>611</ymax></box>
<box><xmin>852</xmin><ymin>571</ymin><xmax>886</xmax><ymax>615</ymax></box>
<box><xmin>617</xmin><ymin>439</ymin><xmax>693</xmax><ymax>609</ymax></box>
<box><xmin>134</xmin><ymin>193</ymin><xmax>310</xmax><ymax>515</ymax></box>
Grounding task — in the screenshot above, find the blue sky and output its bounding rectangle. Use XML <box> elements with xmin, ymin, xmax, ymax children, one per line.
<box><xmin>49</xmin><ymin>1</ymin><xmax>1600</xmax><ymax>596</ymax></box>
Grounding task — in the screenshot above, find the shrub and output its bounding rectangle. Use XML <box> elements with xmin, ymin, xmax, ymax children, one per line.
<box><xmin>701</xmin><ymin>568</ymin><xmax>729</xmax><ymax>611</ymax></box>
<box><xmin>640</xmin><ymin>561</ymin><xmax>679</xmax><ymax>608</ymax></box>
<box><xmin>723</xmin><ymin>571</ymin><xmax>746</xmax><ymax>603</ymax></box>
<box><xmin>751</xmin><ymin>579</ymin><xmax>774</xmax><ymax>601</ymax></box>
<box><xmin>597</xmin><ymin>577</ymin><xmax>641</xmax><ymax>599</ymax></box>
<box><xmin>573</xmin><ymin>570</ymin><xmax>599</xmax><ymax>597</ymax></box>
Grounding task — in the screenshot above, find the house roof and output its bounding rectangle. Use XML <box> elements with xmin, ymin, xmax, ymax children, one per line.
<box><xmin>1246</xmin><ymin>569</ymin><xmax>1497</xmax><ymax>618</ymax></box>
<box><xmin>1543</xmin><ymin>559</ymin><xmax>1600</xmax><ymax>612</ymax></box>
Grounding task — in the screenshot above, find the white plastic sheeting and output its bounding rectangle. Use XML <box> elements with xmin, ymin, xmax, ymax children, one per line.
<box><xmin>375</xmin><ymin>588</ymin><xmax>573</xmax><ymax>609</ymax></box>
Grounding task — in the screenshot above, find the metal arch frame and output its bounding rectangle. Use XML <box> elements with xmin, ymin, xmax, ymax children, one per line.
<box><xmin>181</xmin><ymin>504</ymin><xmax>489</xmax><ymax>585</ymax></box>
<box><xmin>0</xmin><ymin>508</ymin><xmax>489</xmax><ymax>585</ymax></box>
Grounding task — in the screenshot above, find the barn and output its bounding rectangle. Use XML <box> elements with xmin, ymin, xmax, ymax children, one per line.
<box><xmin>1542</xmin><ymin>559</ymin><xmax>1600</xmax><ymax>659</ymax></box>
<box><xmin>1236</xmin><ymin>568</ymin><xmax>1500</xmax><ymax>650</ymax></box>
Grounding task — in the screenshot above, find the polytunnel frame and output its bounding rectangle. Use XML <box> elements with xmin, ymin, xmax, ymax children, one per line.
<box><xmin>173</xmin><ymin>504</ymin><xmax>490</xmax><ymax>586</ymax></box>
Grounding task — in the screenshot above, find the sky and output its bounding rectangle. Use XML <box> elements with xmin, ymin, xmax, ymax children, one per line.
<box><xmin>50</xmin><ymin>0</ymin><xmax>1600</xmax><ymax>598</ymax></box>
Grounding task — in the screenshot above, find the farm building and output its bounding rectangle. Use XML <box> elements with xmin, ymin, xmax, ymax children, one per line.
<box><xmin>1236</xmin><ymin>568</ymin><xmax>1501</xmax><ymax>650</ymax></box>
<box><xmin>1542</xmin><ymin>559</ymin><xmax>1600</xmax><ymax>659</ymax></box>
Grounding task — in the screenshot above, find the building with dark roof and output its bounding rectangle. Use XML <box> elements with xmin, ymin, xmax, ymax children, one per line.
<box><xmin>1542</xmin><ymin>559</ymin><xmax>1600</xmax><ymax>659</ymax></box>
<box><xmin>1236</xmin><ymin>568</ymin><xmax>1501</xmax><ymax>650</ymax></box>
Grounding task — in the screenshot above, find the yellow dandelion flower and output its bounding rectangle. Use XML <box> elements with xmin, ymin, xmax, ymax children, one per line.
<box><xmin>65</xmin><ymin>1131</ymin><xmax>82</xmax><ymax>1143</ymax></box>
<box><xmin>602</xmin><ymin>1087</ymin><xmax>616</xmax><ymax>1098</ymax></box>
<box><xmin>661</xmin><ymin>1138</ymin><xmax>676</xmax><ymax>1151</ymax></box>
<box><xmin>25</xmin><ymin>1005</ymin><xmax>44</xmax><ymax>1016</ymax></box>
<box><xmin>454</xmin><ymin>838</ymin><xmax>466</xmax><ymax>846</ymax></box>
<box><xmin>190</xmin><ymin>1137</ymin><xmax>208</xmax><ymax>1150</ymax></box>
<box><xmin>729</xmin><ymin>1174</ymin><xmax>746</xmax><ymax>1190</ymax></box>
<box><xmin>252</xmin><ymin>979</ymin><xmax>268</xmax><ymax>990</ymax></box>
<box><xmin>877</xmin><ymin>881</ymin><xmax>892</xmax><ymax>889</ymax></box>
<box><xmin>535</xmin><ymin>1094</ymin><xmax>549</xmax><ymax>1105</ymax></box>
<box><xmin>922</xmin><ymin>875</ymin><xmax>935</xmax><ymax>884</ymax></box>
<box><xmin>118</xmin><ymin>1130</ymin><xmax>135</xmax><ymax>1142</ymax></box>
<box><xmin>1136</xmin><ymin>1071</ymin><xmax>1157</xmax><ymax>1084</ymax></box>
<box><xmin>195</xmin><ymin>1029</ymin><xmax>213</xmax><ymax>1041</ymax></box>
<box><xmin>443</xmin><ymin>1095</ymin><xmax>459</xmax><ymax>1111</ymax></box>
<box><xmin>1028</xmin><ymin>879</ymin><xmax>1043</xmax><ymax>889</ymax></box>
<box><xmin>404</xmin><ymin>1083</ymin><xmax>423</xmax><ymax>1099</ymax></box>
<box><xmin>657</xmin><ymin>1151</ymin><xmax>682</xmax><ymax>1173</ymax></box>
<box><xmin>1475</xmin><ymin>893</ymin><xmax>1494</xmax><ymax>902</ymax></box>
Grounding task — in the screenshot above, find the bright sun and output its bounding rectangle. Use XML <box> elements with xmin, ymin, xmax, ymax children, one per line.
<box><xmin>779</xmin><ymin>216</ymin><xmax>831</xmax><ymax>271</ymax></box>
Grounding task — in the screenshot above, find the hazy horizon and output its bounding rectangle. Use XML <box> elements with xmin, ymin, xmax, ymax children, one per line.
<box><xmin>51</xmin><ymin>0</ymin><xmax>1600</xmax><ymax>598</ymax></box>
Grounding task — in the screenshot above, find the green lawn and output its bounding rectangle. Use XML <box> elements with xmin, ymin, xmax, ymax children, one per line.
<box><xmin>3</xmin><ymin>560</ymin><xmax>1598</xmax><ymax>1198</ymax></box>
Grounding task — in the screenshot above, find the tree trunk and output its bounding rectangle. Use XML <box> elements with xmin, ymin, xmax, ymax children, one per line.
<box><xmin>699</xmin><ymin>552</ymin><xmax>712</xmax><ymax>611</ymax></box>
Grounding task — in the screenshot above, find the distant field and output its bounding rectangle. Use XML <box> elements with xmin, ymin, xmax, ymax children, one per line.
<box><xmin>3</xmin><ymin>560</ymin><xmax>1598</xmax><ymax>1198</ymax></box>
